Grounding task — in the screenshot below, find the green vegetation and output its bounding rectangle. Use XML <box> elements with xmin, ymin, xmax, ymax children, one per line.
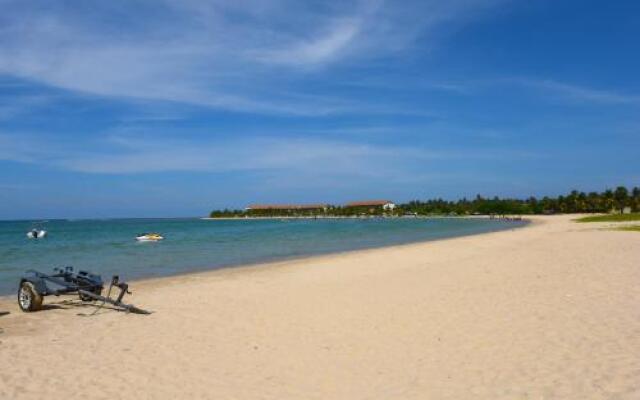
<box><xmin>209</xmin><ymin>185</ymin><xmax>640</xmax><ymax>218</ymax></box>
<box><xmin>209</xmin><ymin>209</ymin><xmax>248</xmax><ymax>218</ymax></box>
<box><xmin>575</xmin><ymin>214</ymin><xmax>640</xmax><ymax>223</ymax></box>
<box><xmin>210</xmin><ymin>205</ymin><xmax>388</xmax><ymax>218</ymax></box>
<box><xmin>615</xmin><ymin>225</ymin><xmax>640</xmax><ymax>232</ymax></box>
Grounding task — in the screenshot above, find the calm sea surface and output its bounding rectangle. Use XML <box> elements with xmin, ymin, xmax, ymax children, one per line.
<box><xmin>0</xmin><ymin>217</ymin><xmax>526</xmax><ymax>295</ymax></box>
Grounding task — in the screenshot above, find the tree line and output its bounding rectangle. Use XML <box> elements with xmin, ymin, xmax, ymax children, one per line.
<box><xmin>401</xmin><ymin>186</ymin><xmax>639</xmax><ymax>216</ymax></box>
<box><xmin>210</xmin><ymin>186</ymin><xmax>640</xmax><ymax>218</ymax></box>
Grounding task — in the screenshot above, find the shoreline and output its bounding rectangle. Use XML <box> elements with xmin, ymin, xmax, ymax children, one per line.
<box><xmin>0</xmin><ymin>217</ymin><xmax>531</xmax><ymax>300</ymax></box>
<box><xmin>1</xmin><ymin>214</ymin><xmax>638</xmax><ymax>399</ymax></box>
<box><xmin>201</xmin><ymin>214</ymin><xmax>525</xmax><ymax>220</ymax></box>
<box><xmin>110</xmin><ymin>217</ymin><xmax>538</xmax><ymax>297</ymax></box>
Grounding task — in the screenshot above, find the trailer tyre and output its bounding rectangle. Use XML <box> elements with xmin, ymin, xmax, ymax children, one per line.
<box><xmin>18</xmin><ymin>281</ymin><xmax>43</xmax><ymax>312</ymax></box>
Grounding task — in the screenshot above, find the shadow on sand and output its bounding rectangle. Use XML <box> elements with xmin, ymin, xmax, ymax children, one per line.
<box><xmin>37</xmin><ymin>298</ymin><xmax>151</xmax><ymax>317</ymax></box>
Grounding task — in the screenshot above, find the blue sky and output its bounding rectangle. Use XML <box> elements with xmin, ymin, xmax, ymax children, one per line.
<box><xmin>0</xmin><ymin>0</ymin><xmax>639</xmax><ymax>219</ymax></box>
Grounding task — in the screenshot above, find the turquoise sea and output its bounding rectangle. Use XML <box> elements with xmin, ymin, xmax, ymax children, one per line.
<box><xmin>0</xmin><ymin>217</ymin><xmax>526</xmax><ymax>295</ymax></box>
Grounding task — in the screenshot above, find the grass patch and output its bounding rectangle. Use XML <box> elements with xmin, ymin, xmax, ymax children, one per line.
<box><xmin>575</xmin><ymin>213</ymin><xmax>640</xmax><ymax>223</ymax></box>
<box><xmin>614</xmin><ymin>225</ymin><xmax>640</xmax><ymax>232</ymax></box>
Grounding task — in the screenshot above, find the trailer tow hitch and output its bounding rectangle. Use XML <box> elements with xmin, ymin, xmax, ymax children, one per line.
<box><xmin>83</xmin><ymin>275</ymin><xmax>151</xmax><ymax>316</ymax></box>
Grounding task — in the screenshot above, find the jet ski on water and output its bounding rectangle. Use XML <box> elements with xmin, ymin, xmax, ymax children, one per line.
<box><xmin>26</xmin><ymin>222</ymin><xmax>48</xmax><ymax>239</ymax></box>
<box><xmin>136</xmin><ymin>233</ymin><xmax>164</xmax><ymax>242</ymax></box>
<box><xmin>26</xmin><ymin>229</ymin><xmax>47</xmax><ymax>239</ymax></box>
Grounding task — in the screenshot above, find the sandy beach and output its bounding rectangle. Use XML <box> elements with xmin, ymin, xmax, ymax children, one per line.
<box><xmin>0</xmin><ymin>215</ymin><xmax>638</xmax><ymax>399</ymax></box>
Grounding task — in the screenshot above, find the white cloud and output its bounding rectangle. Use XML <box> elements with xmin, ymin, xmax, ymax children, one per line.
<box><xmin>0</xmin><ymin>133</ymin><xmax>42</xmax><ymax>162</ymax></box>
<box><xmin>526</xmin><ymin>79</ymin><xmax>640</xmax><ymax>105</ymax></box>
<box><xmin>486</xmin><ymin>78</ymin><xmax>640</xmax><ymax>106</ymax></box>
<box><xmin>0</xmin><ymin>94</ymin><xmax>53</xmax><ymax>120</ymax></box>
<box><xmin>0</xmin><ymin>131</ymin><xmax>541</xmax><ymax>177</ymax></box>
<box><xmin>253</xmin><ymin>17</ymin><xmax>363</xmax><ymax>67</ymax></box>
<box><xmin>0</xmin><ymin>0</ymin><xmax>505</xmax><ymax>115</ymax></box>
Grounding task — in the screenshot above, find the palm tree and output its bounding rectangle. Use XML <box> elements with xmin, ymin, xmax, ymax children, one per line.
<box><xmin>586</xmin><ymin>192</ymin><xmax>601</xmax><ymax>212</ymax></box>
<box><xmin>602</xmin><ymin>189</ymin><xmax>614</xmax><ymax>213</ymax></box>
<box><xmin>614</xmin><ymin>186</ymin><xmax>629</xmax><ymax>213</ymax></box>
<box><xmin>633</xmin><ymin>187</ymin><xmax>640</xmax><ymax>212</ymax></box>
<box><xmin>577</xmin><ymin>191</ymin><xmax>587</xmax><ymax>212</ymax></box>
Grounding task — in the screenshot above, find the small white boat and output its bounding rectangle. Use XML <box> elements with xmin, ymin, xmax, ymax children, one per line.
<box><xmin>136</xmin><ymin>233</ymin><xmax>164</xmax><ymax>242</ymax></box>
<box><xmin>27</xmin><ymin>229</ymin><xmax>47</xmax><ymax>239</ymax></box>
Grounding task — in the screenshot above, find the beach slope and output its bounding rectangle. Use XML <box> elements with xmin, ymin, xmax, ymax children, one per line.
<box><xmin>1</xmin><ymin>215</ymin><xmax>639</xmax><ymax>399</ymax></box>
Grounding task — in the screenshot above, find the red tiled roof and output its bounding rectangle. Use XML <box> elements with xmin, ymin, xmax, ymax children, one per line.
<box><xmin>247</xmin><ymin>204</ymin><xmax>327</xmax><ymax>210</ymax></box>
<box><xmin>345</xmin><ymin>200</ymin><xmax>394</xmax><ymax>207</ymax></box>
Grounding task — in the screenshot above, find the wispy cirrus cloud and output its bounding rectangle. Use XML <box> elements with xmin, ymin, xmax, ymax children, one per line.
<box><xmin>508</xmin><ymin>78</ymin><xmax>640</xmax><ymax>105</ymax></box>
<box><xmin>342</xmin><ymin>75</ymin><xmax>640</xmax><ymax>106</ymax></box>
<box><xmin>252</xmin><ymin>16</ymin><xmax>363</xmax><ymax>67</ymax></box>
<box><xmin>0</xmin><ymin>0</ymin><xmax>506</xmax><ymax>115</ymax></box>
<box><xmin>0</xmin><ymin>93</ymin><xmax>53</xmax><ymax>120</ymax></box>
<box><xmin>0</xmin><ymin>131</ymin><xmax>541</xmax><ymax>176</ymax></box>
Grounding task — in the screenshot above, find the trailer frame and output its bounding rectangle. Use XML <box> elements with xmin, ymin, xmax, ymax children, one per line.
<box><xmin>18</xmin><ymin>266</ymin><xmax>150</xmax><ymax>315</ymax></box>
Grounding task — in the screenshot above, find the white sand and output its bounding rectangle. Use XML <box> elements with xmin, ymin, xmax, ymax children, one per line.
<box><xmin>1</xmin><ymin>215</ymin><xmax>639</xmax><ymax>399</ymax></box>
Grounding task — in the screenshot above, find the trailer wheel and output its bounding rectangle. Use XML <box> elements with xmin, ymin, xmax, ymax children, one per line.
<box><xmin>79</xmin><ymin>288</ymin><xmax>103</xmax><ymax>302</ymax></box>
<box><xmin>18</xmin><ymin>281</ymin><xmax>43</xmax><ymax>312</ymax></box>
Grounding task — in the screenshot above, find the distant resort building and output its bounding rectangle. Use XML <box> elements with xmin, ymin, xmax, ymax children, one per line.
<box><xmin>242</xmin><ymin>200</ymin><xmax>396</xmax><ymax>217</ymax></box>
<box><xmin>246</xmin><ymin>204</ymin><xmax>328</xmax><ymax>212</ymax></box>
<box><xmin>344</xmin><ymin>200</ymin><xmax>396</xmax><ymax>211</ymax></box>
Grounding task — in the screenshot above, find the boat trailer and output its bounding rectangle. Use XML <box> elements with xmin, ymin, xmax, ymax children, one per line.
<box><xmin>18</xmin><ymin>267</ymin><xmax>150</xmax><ymax>315</ymax></box>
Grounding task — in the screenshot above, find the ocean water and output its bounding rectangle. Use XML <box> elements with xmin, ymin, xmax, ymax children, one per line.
<box><xmin>0</xmin><ymin>217</ymin><xmax>526</xmax><ymax>295</ymax></box>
